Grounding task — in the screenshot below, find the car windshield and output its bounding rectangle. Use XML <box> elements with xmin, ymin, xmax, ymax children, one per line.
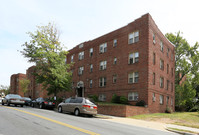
<box><xmin>9</xmin><ymin>95</ymin><xmax>21</xmax><ymax>98</ymax></box>
<box><xmin>85</xmin><ymin>99</ymin><xmax>95</xmax><ymax>105</ymax></box>
<box><xmin>22</xmin><ymin>97</ymin><xmax>31</xmax><ymax>100</ymax></box>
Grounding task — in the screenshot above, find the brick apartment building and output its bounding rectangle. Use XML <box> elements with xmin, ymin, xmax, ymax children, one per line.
<box><xmin>10</xmin><ymin>73</ymin><xmax>26</xmax><ymax>96</ymax></box>
<box><xmin>65</xmin><ymin>13</ymin><xmax>175</xmax><ymax>113</ymax></box>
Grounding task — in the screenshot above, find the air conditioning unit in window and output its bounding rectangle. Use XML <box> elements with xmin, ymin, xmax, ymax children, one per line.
<box><xmin>153</xmin><ymin>40</ymin><xmax>156</xmax><ymax>44</ymax></box>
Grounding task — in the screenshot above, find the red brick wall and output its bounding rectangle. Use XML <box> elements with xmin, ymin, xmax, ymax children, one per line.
<box><xmin>98</xmin><ymin>105</ymin><xmax>149</xmax><ymax>117</ymax></box>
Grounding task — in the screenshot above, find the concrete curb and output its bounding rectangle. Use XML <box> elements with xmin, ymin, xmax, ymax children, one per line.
<box><xmin>165</xmin><ymin>126</ymin><xmax>199</xmax><ymax>135</ymax></box>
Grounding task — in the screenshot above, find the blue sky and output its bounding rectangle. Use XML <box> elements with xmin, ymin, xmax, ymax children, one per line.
<box><xmin>0</xmin><ymin>0</ymin><xmax>199</xmax><ymax>86</ymax></box>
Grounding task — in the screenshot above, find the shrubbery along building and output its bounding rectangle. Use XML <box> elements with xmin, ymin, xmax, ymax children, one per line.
<box><xmin>66</xmin><ymin>13</ymin><xmax>175</xmax><ymax>113</ymax></box>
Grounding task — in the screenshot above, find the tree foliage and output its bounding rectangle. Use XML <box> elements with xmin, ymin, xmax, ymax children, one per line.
<box><xmin>166</xmin><ymin>32</ymin><xmax>199</xmax><ymax>111</ymax></box>
<box><xmin>21</xmin><ymin>23</ymin><xmax>72</xmax><ymax>97</ymax></box>
<box><xmin>19</xmin><ymin>79</ymin><xmax>30</xmax><ymax>95</ymax></box>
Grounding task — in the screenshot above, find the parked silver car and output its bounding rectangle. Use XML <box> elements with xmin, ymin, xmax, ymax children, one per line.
<box><xmin>2</xmin><ymin>94</ymin><xmax>25</xmax><ymax>107</ymax></box>
<box><xmin>58</xmin><ymin>97</ymin><xmax>97</xmax><ymax>116</ymax></box>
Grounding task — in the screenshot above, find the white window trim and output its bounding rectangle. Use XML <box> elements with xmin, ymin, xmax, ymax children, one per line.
<box><xmin>128</xmin><ymin>31</ymin><xmax>139</xmax><ymax>44</ymax></box>
<box><xmin>100</xmin><ymin>61</ymin><xmax>107</xmax><ymax>70</ymax></box>
<box><xmin>128</xmin><ymin>72</ymin><xmax>139</xmax><ymax>83</ymax></box>
<box><xmin>99</xmin><ymin>43</ymin><xmax>107</xmax><ymax>53</ymax></box>
<box><xmin>129</xmin><ymin>52</ymin><xmax>139</xmax><ymax>64</ymax></box>
<box><xmin>128</xmin><ymin>92</ymin><xmax>138</xmax><ymax>101</ymax></box>
<box><xmin>99</xmin><ymin>77</ymin><xmax>106</xmax><ymax>87</ymax></box>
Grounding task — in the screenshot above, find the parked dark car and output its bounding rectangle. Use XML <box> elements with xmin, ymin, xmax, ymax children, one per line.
<box><xmin>2</xmin><ymin>94</ymin><xmax>25</xmax><ymax>107</ymax></box>
<box><xmin>58</xmin><ymin>97</ymin><xmax>97</xmax><ymax>116</ymax></box>
<box><xmin>22</xmin><ymin>97</ymin><xmax>32</xmax><ymax>106</ymax></box>
<box><xmin>31</xmin><ymin>97</ymin><xmax>55</xmax><ymax>109</ymax></box>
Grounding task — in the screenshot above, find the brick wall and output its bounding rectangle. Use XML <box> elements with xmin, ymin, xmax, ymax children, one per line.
<box><xmin>98</xmin><ymin>105</ymin><xmax>149</xmax><ymax>117</ymax></box>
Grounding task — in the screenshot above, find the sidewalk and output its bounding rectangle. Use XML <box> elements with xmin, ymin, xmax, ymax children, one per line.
<box><xmin>97</xmin><ymin>114</ymin><xmax>199</xmax><ymax>135</ymax></box>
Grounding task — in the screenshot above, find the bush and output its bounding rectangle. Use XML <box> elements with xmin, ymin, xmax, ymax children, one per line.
<box><xmin>111</xmin><ymin>94</ymin><xmax>120</xmax><ymax>103</ymax></box>
<box><xmin>136</xmin><ymin>100</ymin><xmax>146</xmax><ymax>107</ymax></box>
<box><xmin>165</xmin><ymin>106</ymin><xmax>173</xmax><ymax>113</ymax></box>
<box><xmin>120</xmin><ymin>96</ymin><xmax>128</xmax><ymax>104</ymax></box>
<box><xmin>88</xmin><ymin>95</ymin><xmax>98</xmax><ymax>102</ymax></box>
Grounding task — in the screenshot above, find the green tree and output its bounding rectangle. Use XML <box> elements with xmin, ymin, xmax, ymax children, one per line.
<box><xmin>21</xmin><ymin>23</ymin><xmax>72</xmax><ymax>100</ymax></box>
<box><xmin>19</xmin><ymin>79</ymin><xmax>30</xmax><ymax>96</ymax></box>
<box><xmin>166</xmin><ymin>32</ymin><xmax>199</xmax><ymax>111</ymax></box>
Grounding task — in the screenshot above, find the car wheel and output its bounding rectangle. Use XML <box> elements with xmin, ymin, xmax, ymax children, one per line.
<box><xmin>31</xmin><ymin>103</ymin><xmax>34</xmax><ymax>107</ymax></box>
<box><xmin>15</xmin><ymin>104</ymin><xmax>17</xmax><ymax>107</ymax></box>
<box><xmin>58</xmin><ymin>106</ymin><xmax>62</xmax><ymax>113</ymax></box>
<box><xmin>2</xmin><ymin>101</ymin><xmax>4</xmax><ymax>105</ymax></box>
<box><xmin>7</xmin><ymin>101</ymin><xmax>10</xmax><ymax>106</ymax></box>
<box><xmin>74</xmin><ymin>109</ymin><xmax>80</xmax><ymax>116</ymax></box>
<box><xmin>39</xmin><ymin>104</ymin><xmax>43</xmax><ymax>109</ymax></box>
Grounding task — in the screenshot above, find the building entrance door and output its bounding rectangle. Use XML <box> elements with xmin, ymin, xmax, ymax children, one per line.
<box><xmin>77</xmin><ymin>87</ymin><xmax>83</xmax><ymax>97</ymax></box>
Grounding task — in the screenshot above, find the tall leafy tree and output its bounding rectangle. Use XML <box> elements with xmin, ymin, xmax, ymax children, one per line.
<box><xmin>19</xmin><ymin>79</ymin><xmax>30</xmax><ymax>96</ymax></box>
<box><xmin>21</xmin><ymin>23</ymin><xmax>72</xmax><ymax>99</ymax></box>
<box><xmin>166</xmin><ymin>32</ymin><xmax>199</xmax><ymax>111</ymax></box>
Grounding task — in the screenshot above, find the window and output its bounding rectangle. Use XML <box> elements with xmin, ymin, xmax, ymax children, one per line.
<box><xmin>171</xmin><ymin>97</ymin><xmax>173</xmax><ymax>105</ymax></box>
<box><xmin>89</xmin><ymin>48</ymin><xmax>93</xmax><ymax>57</ymax></box>
<box><xmin>90</xmin><ymin>64</ymin><xmax>93</xmax><ymax>72</ymax></box>
<box><xmin>152</xmin><ymin>93</ymin><xmax>156</xmax><ymax>102</ymax></box>
<box><xmin>100</xmin><ymin>61</ymin><xmax>107</xmax><ymax>70</ymax></box>
<box><xmin>153</xmin><ymin>53</ymin><xmax>156</xmax><ymax>65</ymax></box>
<box><xmin>113</xmin><ymin>75</ymin><xmax>117</xmax><ymax>83</ymax></box>
<box><xmin>171</xmin><ymin>53</ymin><xmax>174</xmax><ymax>61</ymax></box>
<box><xmin>153</xmin><ymin>33</ymin><xmax>156</xmax><ymax>44</ymax></box>
<box><xmin>128</xmin><ymin>31</ymin><xmax>139</xmax><ymax>44</ymax></box>
<box><xmin>129</xmin><ymin>52</ymin><xmax>139</xmax><ymax>64</ymax></box>
<box><xmin>99</xmin><ymin>77</ymin><xmax>106</xmax><ymax>87</ymax></box>
<box><xmin>160</xmin><ymin>77</ymin><xmax>164</xmax><ymax>88</ymax></box>
<box><xmin>160</xmin><ymin>59</ymin><xmax>164</xmax><ymax>70</ymax></box>
<box><xmin>113</xmin><ymin>57</ymin><xmax>117</xmax><ymax>65</ymax></box>
<box><xmin>171</xmin><ymin>82</ymin><xmax>173</xmax><ymax>92</ymax></box>
<box><xmin>89</xmin><ymin>80</ymin><xmax>93</xmax><ymax>88</ymax></box>
<box><xmin>78</xmin><ymin>66</ymin><xmax>84</xmax><ymax>75</ymax></box>
<box><xmin>160</xmin><ymin>95</ymin><xmax>164</xmax><ymax>105</ymax></box>
<box><xmin>128</xmin><ymin>72</ymin><xmax>139</xmax><ymax>83</ymax></box>
<box><xmin>98</xmin><ymin>94</ymin><xmax>106</xmax><ymax>101</ymax></box>
<box><xmin>166</xmin><ymin>96</ymin><xmax>169</xmax><ymax>105</ymax></box>
<box><xmin>71</xmin><ymin>55</ymin><xmax>74</xmax><ymax>62</ymax></box>
<box><xmin>166</xmin><ymin>80</ymin><xmax>169</xmax><ymax>90</ymax></box>
<box><xmin>167</xmin><ymin>64</ymin><xmax>169</xmax><ymax>74</ymax></box>
<box><xmin>167</xmin><ymin>48</ymin><xmax>170</xmax><ymax>57</ymax></box>
<box><xmin>113</xmin><ymin>39</ymin><xmax>117</xmax><ymax>47</ymax></box>
<box><xmin>99</xmin><ymin>43</ymin><xmax>107</xmax><ymax>53</ymax></box>
<box><xmin>171</xmin><ymin>68</ymin><xmax>174</xmax><ymax>77</ymax></box>
<box><xmin>79</xmin><ymin>43</ymin><xmax>84</xmax><ymax>48</ymax></box>
<box><xmin>160</xmin><ymin>41</ymin><xmax>164</xmax><ymax>52</ymax></box>
<box><xmin>78</xmin><ymin>51</ymin><xmax>84</xmax><ymax>60</ymax></box>
<box><xmin>128</xmin><ymin>92</ymin><xmax>138</xmax><ymax>101</ymax></box>
<box><xmin>153</xmin><ymin>73</ymin><xmax>155</xmax><ymax>85</ymax></box>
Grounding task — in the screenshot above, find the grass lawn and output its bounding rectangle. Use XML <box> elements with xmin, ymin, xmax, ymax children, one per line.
<box><xmin>129</xmin><ymin>112</ymin><xmax>199</xmax><ymax>129</ymax></box>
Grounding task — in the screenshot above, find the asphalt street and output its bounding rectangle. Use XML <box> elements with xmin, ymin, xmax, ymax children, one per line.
<box><xmin>0</xmin><ymin>105</ymin><xmax>178</xmax><ymax>135</ymax></box>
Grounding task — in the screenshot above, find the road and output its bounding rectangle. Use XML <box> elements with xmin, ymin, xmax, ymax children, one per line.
<box><xmin>0</xmin><ymin>105</ymin><xmax>178</xmax><ymax>135</ymax></box>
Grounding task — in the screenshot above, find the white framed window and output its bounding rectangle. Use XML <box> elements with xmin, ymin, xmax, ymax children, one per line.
<box><xmin>128</xmin><ymin>72</ymin><xmax>139</xmax><ymax>83</ymax></box>
<box><xmin>90</xmin><ymin>48</ymin><xmax>93</xmax><ymax>57</ymax></box>
<box><xmin>71</xmin><ymin>55</ymin><xmax>74</xmax><ymax>62</ymax></box>
<box><xmin>160</xmin><ymin>95</ymin><xmax>164</xmax><ymax>105</ymax></box>
<box><xmin>160</xmin><ymin>77</ymin><xmax>164</xmax><ymax>88</ymax></box>
<box><xmin>153</xmin><ymin>33</ymin><xmax>156</xmax><ymax>44</ymax></box>
<box><xmin>167</xmin><ymin>48</ymin><xmax>170</xmax><ymax>57</ymax></box>
<box><xmin>160</xmin><ymin>59</ymin><xmax>164</xmax><ymax>70</ymax></box>
<box><xmin>128</xmin><ymin>92</ymin><xmax>138</xmax><ymax>101</ymax></box>
<box><xmin>171</xmin><ymin>97</ymin><xmax>173</xmax><ymax>105</ymax></box>
<box><xmin>78</xmin><ymin>66</ymin><xmax>84</xmax><ymax>75</ymax></box>
<box><xmin>160</xmin><ymin>41</ymin><xmax>164</xmax><ymax>52</ymax></box>
<box><xmin>98</xmin><ymin>94</ymin><xmax>106</xmax><ymax>101</ymax></box>
<box><xmin>129</xmin><ymin>52</ymin><xmax>139</xmax><ymax>64</ymax></box>
<box><xmin>113</xmin><ymin>39</ymin><xmax>117</xmax><ymax>47</ymax></box>
<box><xmin>90</xmin><ymin>64</ymin><xmax>93</xmax><ymax>72</ymax></box>
<box><xmin>78</xmin><ymin>51</ymin><xmax>84</xmax><ymax>60</ymax></box>
<box><xmin>79</xmin><ymin>43</ymin><xmax>84</xmax><ymax>48</ymax></box>
<box><xmin>89</xmin><ymin>80</ymin><xmax>93</xmax><ymax>88</ymax></box>
<box><xmin>99</xmin><ymin>77</ymin><xmax>106</xmax><ymax>87</ymax></box>
<box><xmin>128</xmin><ymin>31</ymin><xmax>139</xmax><ymax>44</ymax></box>
<box><xmin>113</xmin><ymin>75</ymin><xmax>117</xmax><ymax>83</ymax></box>
<box><xmin>100</xmin><ymin>61</ymin><xmax>107</xmax><ymax>70</ymax></box>
<box><xmin>113</xmin><ymin>57</ymin><xmax>117</xmax><ymax>65</ymax></box>
<box><xmin>152</xmin><ymin>93</ymin><xmax>156</xmax><ymax>102</ymax></box>
<box><xmin>99</xmin><ymin>43</ymin><xmax>107</xmax><ymax>53</ymax></box>
<box><xmin>166</xmin><ymin>96</ymin><xmax>169</xmax><ymax>105</ymax></box>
